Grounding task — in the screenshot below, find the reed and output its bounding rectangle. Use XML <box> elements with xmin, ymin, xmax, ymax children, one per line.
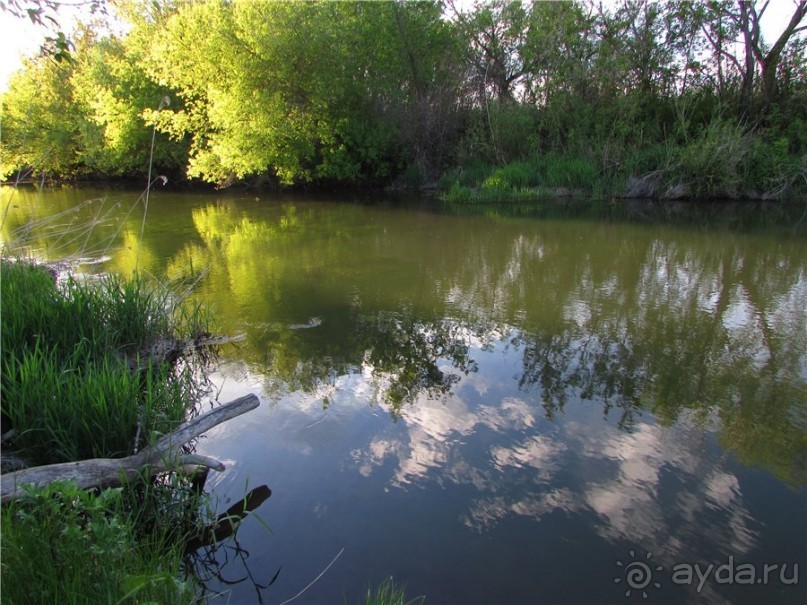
<box><xmin>1</xmin><ymin>260</ymin><xmax>207</xmax><ymax>465</ymax></box>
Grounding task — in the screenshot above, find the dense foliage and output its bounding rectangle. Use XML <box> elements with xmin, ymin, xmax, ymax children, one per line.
<box><xmin>0</xmin><ymin>261</ymin><xmax>211</xmax><ymax>605</ymax></box>
<box><xmin>0</xmin><ymin>260</ymin><xmax>208</xmax><ymax>464</ymax></box>
<box><xmin>1</xmin><ymin>0</ymin><xmax>805</xmax><ymax>198</ymax></box>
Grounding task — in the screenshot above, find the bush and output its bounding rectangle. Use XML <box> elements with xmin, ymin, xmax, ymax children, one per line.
<box><xmin>744</xmin><ymin>137</ymin><xmax>807</xmax><ymax>198</ymax></box>
<box><xmin>437</xmin><ymin>161</ymin><xmax>494</xmax><ymax>190</ymax></box>
<box><xmin>669</xmin><ymin>120</ymin><xmax>751</xmax><ymax>198</ymax></box>
<box><xmin>455</xmin><ymin>104</ymin><xmax>539</xmax><ymax>166</ymax></box>
<box><xmin>665</xmin><ymin>120</ymin><xmax>807</xmax><ymax>199</ymax></box>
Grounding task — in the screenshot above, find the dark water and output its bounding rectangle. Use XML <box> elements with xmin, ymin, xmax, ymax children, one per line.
<box><xmin>2</xmin><ymin>187</ymin><xmax>806</xmax><ymax>604</ymax></box>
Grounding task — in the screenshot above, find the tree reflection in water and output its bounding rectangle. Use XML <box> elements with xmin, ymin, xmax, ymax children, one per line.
<box><xmin>170</xmin><ymin>199</ymin><xmax>805</xmax><ymax>487</ymax></box>
<box><xmin>3</xmin><ymin>191</ymin><xmax>804</xmax><ymax>484</ymax></box>
<box><xmin>4</xmin><ymin>189</ymin><xmax>805</xmax><ymax>603</ymax></box>
<box><xmin>232</xmin><ymin>292</ymin><xmax>804</xmax><ymax>487</ymax></box>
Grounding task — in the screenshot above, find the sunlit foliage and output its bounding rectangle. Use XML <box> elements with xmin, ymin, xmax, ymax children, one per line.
<box><xmin>0</xmin><ymin>0</ymin><xmax>804</xmax><ymax>195</ymax></box>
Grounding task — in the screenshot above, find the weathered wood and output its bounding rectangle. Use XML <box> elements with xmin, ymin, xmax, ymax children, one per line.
<box><xmin>0</xmin><ymin>394</ymin><xmax>259</xmax><ymax>503</ymax></box>
<box><xmin>136</xmin><ymin>334</ymin><xmax>246</xmax><ymax>372</ymax></box>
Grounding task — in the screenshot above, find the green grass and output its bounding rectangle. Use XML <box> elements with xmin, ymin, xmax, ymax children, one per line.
<box><xmin>3</xmin><ymin>346</ymin><xmax>188</xmax><ymax>462</ymax></box>
<box><xmin>437</xmin><ymin>160</ymin><xmax>494</xmax><ymax>190</ymax></box>
<box><xmin>1</xmin><ymin>481</ymin><xmax>198</xmax><ymax>605</ymax></box>
<box><xmin>438</xmin><ymin>153</ymin><xmax>603</xmax><ymax>203</ymax></box>
<box><xmin>0</xmin><ymin>259</ymin><xmax>213</xmax><ymax>605</ymax></box>
<box><xmin>0</xmin><ymin>259</ymin><xmax>208</xmax><ymax>465</ymax></box>
<box><xmin>361</xmin><ymin>577</ymin><xmax>424</xmax><ymax>605</ymax></box>
<box><xmin>1</xmin><ymin>261</ymin><xmax>204</xmax><ymax>367</ymax></box>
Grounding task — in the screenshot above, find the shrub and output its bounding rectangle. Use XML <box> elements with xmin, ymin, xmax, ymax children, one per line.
<box><xmin>1</xmin><ymin>481</ymin><xmax>195</xmax><ymax>605</ymax></box>
<box><xmin>743</xmin><ymin>137</ymin><xmax>807</xmax><ymax>198</ymax></box>
<box><xmin>671</xmin><ymin>119</ymin><xmax>752</xmax><ymax>198</ymax></box>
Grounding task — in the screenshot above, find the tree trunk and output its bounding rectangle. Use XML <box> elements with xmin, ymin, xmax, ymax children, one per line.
<box><xmin>1</xmin><ymin>394</ymin><xmax>260</xmax><ymax>502</ymax></box>
<box><xmin>760</xmin><ymin>0</ymin><xmax>807</xmax><ymax>108</ymax></box>
<box><xmin>737</xmin><ymin>0</ymin><xmax>757</xmax><ymax>118</ymax></box>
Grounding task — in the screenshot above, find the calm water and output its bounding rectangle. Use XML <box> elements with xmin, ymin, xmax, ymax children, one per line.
<box><xmin>2</xmin><ymin>187</ymin><xmax>806</xmax><ymax>604</ymax></box>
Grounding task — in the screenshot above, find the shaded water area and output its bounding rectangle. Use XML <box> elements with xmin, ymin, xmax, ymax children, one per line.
<box><xmin>2</xmin><ymin>187</ymin><xmax>806</xmax><ymax>604</ymax></box>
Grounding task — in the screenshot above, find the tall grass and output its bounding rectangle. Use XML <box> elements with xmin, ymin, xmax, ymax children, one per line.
<box><xmin>441</xmin><ymin>106</ymin><xmax>807</xmax><ymax>202</ymax></box>
<box><xmin>0</xmin><ymin>260</ymin><xmax>214</xmax><ymax>605</ymax></box>
<box><xmin>3</xmin><ymin>347</ymin><xmax>188</xmax><ymax>462</ymax></box>
<box><xmin>361</xmin><ymin>577</ymin><xmax>425</xmax><ymax>605</ymax></box>
<box><xmin>0</xmin><ymin>260</ymin><xmax>207</xmax><ymax>464</ymax></box>
<box><xmin>1</xmin><ymin>261</ymin><xmax>202</xmax><ymax>364</ymax></box>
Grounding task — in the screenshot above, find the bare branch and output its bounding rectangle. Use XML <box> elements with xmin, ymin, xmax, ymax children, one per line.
<box><xmin>758</xmin><ymin>0</ymin><xmax>770</xmax><ymax>21</ymax></box>
<box><xmin>1</xmin><ymin>394</ymin><xmax>260</xmax><ymax>502</ymax></box>
<box><xmin>702</xmin><ymin>25</ymin><xmax>744</xmax><ymax>74</ymax></box>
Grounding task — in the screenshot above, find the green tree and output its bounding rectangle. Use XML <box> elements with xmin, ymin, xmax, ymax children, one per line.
<box><xmin>0</xmin><ymin>56</ymin><xmax>89</xmax><ymax>180</ymax></box>
<box><xmin>700</xmin><ymin>0</ymin><xmax>807</xmax><ymax>117</ymax></box>
<box><xmin>142</xmin><ymin>0</ymin><xmax>463</xmax><ymax>186</ymax></box>
<box><xmin>71</xmin><ymin>33</ymin><xmax>187</xmax><ymax>176</ymax></box>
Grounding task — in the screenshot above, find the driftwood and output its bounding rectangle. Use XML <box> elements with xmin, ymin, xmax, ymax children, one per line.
<box><xmin>0</xmin><ymin>394</ymin><xmax>260</xmax><ymax>503</ymax></box>
<box><xmin>132</xmin><ymin>333</ymin><xmax>246</xmax><ymax>373</ymax></box>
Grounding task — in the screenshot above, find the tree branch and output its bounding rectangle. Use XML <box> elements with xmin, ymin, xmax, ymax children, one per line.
<box><xmin>1</xmin><ymin>394</ymin><xmax>260</xmax><ymax>503</ymax></box>
<box><xmin>765</xmin><ymin>0</ymin><xmax>807</xmax><ymax>64</ymax></box>
<box><xmin>702</xmin><ymin>25</ymin><xmax>744</xmax><ymax>74</ymax></box>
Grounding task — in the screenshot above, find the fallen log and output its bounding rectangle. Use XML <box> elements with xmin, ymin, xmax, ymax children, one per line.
<box><xmin>0</xmin><ymin>394</ymin><xmax>260</xmax><ymax>503</ymax></box>
<box><xmin>130</xmin><ymin>333</ymin><xmax>246</xmax><ymax>373</ymax></box>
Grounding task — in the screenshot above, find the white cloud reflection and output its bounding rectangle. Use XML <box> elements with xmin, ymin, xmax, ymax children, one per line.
<box><xmin>213</xmin><ymin>328</ymin><xmax>764</xmax><ymax>571</ymax></box>
<box><xmin>347</xmin><ymin>383</ymin><xmax>759</xmax><ymax>564</ymax></box>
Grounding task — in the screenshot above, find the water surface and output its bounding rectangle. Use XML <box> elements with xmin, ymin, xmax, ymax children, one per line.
<box><xmin>2</xmin><ymin>187</ymin><xmax>806</xmax><ymax>604</ymax></box>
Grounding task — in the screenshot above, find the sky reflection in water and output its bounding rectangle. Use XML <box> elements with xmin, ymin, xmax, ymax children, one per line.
<box><xmin>2</xmin><ymin>188</ymin><xmax>805</xmax><ymax>603</ymax></box>
<box><xmin>199</xmin><ymin>323</ymin><xmax>803</xmax><ymax>604</ymax></box>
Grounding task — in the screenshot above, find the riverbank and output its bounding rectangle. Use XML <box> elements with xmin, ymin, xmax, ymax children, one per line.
<box><xmin>435</xmin><ymin>139</ymin><xmax>807</xmax><ymax>204</ymax></box>
<box><xmin>6</xmin><ymin>138</ymin><xmax>805</xmax><ymax>203</ymax></box>
<box><xmin>0</xmin><ymin>259</ymin><xmax>215</xmax><ymax>604</ymax></box>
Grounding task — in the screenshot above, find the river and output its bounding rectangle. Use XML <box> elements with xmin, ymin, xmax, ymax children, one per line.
<box><xmin>2</xmin><ymin>186</ymin><xmax>806</xmax><ymax>604</ymax></box>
